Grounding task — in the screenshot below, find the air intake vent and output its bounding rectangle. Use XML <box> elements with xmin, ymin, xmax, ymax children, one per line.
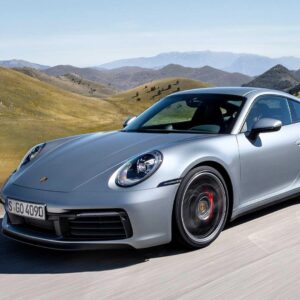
<box><xmin>66</xmin><ymin>212</ymin><xmax>132</xmax><ymax>240</ymax></box>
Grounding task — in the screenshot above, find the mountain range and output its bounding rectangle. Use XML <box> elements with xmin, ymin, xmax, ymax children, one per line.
<box><xmin>42</xmin><ymin>64</ymin><xmax>252</xmax><ymax>90</ymax></box>
<box><xmin>3</xmin><ymin>51</ymin><xmax>300</xmax><ymax>77</ymax></box>
<box><xmin>97</xmin><ymin>51</ymin><xmax>300</xmax><ymax>76</ymax></box>
<box><xmin>2</xmin><ymin>56</ymin><xmax>300</xmax><ymax>95</ymax></box>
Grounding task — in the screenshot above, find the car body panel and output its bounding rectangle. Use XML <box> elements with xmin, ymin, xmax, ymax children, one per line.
<box><xmin>237</xmin><ymin>124</ymin><xmax>300</xmax><ymax>205</ymax></box>
<box><xmin>11</xmin><ymin>131</ymin><xmax>217</xmax><ymax>192</ymax></box>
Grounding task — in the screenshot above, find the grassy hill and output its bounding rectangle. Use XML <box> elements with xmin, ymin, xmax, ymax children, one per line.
<box><xmin>108</xmin><ymin>77</ymin><xmax>211</xmax><ymax>115</ymax></box>
<box><xmin>15</xmin><ymin>67</ymin><xmax>116</xmax><ymax>98</ymax></box>
<box><xmin>0</xmin><ymin>69</ymin><xmax>209</xmax><ymax>185</ymax></box>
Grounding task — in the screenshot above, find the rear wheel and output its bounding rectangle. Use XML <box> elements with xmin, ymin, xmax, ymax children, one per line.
<box><xmin>173</xmin><ymin>166</ymin><xmax>229</xmax><ymax>249</ymax></box>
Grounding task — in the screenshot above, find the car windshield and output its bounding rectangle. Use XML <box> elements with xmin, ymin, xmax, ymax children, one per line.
<box><xmin>124</xmin><ymin>93</ymin><xmax>246</xmax><ymax>134</ymax></box>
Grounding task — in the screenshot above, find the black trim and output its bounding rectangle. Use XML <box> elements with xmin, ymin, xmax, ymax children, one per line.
<box><xmin>231</xmin><ymin>192</ymin><xmax>300</xmax><ymax>222</ymax></box>
<box><xmin>2</xmin><ymin>228</ymin><xmax>133</xmax><ymax>251</ymax></box>
<box><xmin>158</xmin><ymin>178</ymin><xmax>182</xmax><ymax>187</ymax></box>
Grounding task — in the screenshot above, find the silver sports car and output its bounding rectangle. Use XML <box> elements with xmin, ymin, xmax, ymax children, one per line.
<box><xmin>1</xmin><ymin>87</ymin><xmax>300</xmax><ymax>250</ymax></box>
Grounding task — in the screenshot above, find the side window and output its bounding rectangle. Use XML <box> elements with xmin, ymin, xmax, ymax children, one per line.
<box><xmin>288</xmin><ymin>100</ymin><xmax>300</xmax><ymax>123</ymax></box>
<box><xmin>242</xmin><ymin>96</ymin><xmax>292</xmax><ymax>132</ymax></box>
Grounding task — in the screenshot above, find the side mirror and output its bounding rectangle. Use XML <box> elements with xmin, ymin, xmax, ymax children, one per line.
<box><xmin>249</xmin><ymin>118</ymin><xmax>282</xmax><ymax>139</ymax></box>
<box><xmin>123</xmin><ymin>116</ymin><xmax>137</xmax><ymax>128</ymax></box>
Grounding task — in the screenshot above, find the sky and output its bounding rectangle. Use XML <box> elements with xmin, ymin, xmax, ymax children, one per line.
<box><xmin>1</xmin><ymin>0</ymin><xmax>300</xmax><ymax>66</ymax></box>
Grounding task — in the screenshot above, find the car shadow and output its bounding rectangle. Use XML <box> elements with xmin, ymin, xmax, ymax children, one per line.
<box><xmin>0</xmin><ymin>222</ymin><xmax>185</xmax><ymax>274</ymax></box>
<box><xmin>0</xmin><ymin>196</ymin><xmax>299</xmax><ymax>275</ymax></box>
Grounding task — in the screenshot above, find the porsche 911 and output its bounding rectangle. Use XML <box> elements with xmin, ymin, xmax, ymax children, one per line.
<box><xmin>2</xmin><ymin>87</ymin><xmax>300</xmax><ymax>250</ymax></box>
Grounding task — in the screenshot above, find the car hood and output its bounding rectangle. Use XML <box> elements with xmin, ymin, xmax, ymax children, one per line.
<box><xmin>13</xmin><ymin>131</ymin><xmax>208</xmax><ymax>192</ymax></box>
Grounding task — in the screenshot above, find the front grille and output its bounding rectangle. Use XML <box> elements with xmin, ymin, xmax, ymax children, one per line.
<box><xmin>7</xmin><ymin>210</ymin><xmax>132</xmax><ymax>241</ymax></box>
<box><xmin>66</xmin><ymin>212</ymin><xmax>131</xmax><ymax>240</ymax></box>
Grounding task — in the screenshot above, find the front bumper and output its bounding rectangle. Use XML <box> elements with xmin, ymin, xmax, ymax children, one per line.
<box><xmin>2</xmin><ymin>214</ymin><xmax>133</xmax><ymax>250</ymax></box>
<box><xmin>1</xmin><ymin>183</ymin><xmax>179</xmax><ymax>249</ymax></box>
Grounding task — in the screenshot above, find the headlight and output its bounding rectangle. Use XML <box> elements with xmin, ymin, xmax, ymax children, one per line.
<box><xmin>17</xmin><ymin>143</ymin><xmax>46</xmax><ymax>171</ymax></box>
<box><xmin>116</xmin><ymin>150</ymin><xmax>163</xmax><ymax>187</ymax></box>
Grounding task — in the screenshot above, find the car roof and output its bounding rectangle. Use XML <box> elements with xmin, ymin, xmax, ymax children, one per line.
<box><xmin>175</xmin><ymin>87</ymin><xmax>297</xmax><ymax>99</ymax></box>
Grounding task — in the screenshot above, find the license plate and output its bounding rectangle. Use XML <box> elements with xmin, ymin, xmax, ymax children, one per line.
<box><xmin>7</xmin><ymin>199</ymin><xmax>46</xmax><ymax>220</ymax></box>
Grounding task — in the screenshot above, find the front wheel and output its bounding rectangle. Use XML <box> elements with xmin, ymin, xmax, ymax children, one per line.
<box><xmin>173</xmin><ymin>166</ymin><xmax>229</xmax><ymax>249</ymax></box>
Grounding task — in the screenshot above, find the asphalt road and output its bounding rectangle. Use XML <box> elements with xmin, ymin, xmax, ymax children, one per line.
<box><xmin>1</xmin><ymin>199</ymin><xmax>300</xmax><ymax>300</ymax></box>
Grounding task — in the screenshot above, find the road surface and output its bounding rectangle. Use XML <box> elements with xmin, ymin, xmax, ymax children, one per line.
<box><xmin>1</xmin><ymin>199</ymin><xmax>300</xmax><ymax>300</ymax></box>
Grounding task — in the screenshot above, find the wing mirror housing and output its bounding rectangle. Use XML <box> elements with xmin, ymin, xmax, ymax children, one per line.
<box><xmin>123</xmin><ymin>116</ymin><xmax>137</xmax><ymax>128</ymax></box>
<box><xmin>249</xmin><ymin>118</ymin><xmax>282</xmax><ymax>139</ymax></box>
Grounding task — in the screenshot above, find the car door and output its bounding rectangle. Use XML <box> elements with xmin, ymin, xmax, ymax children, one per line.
<box><xmin>237</xmin><ymin>95</ymin><xmax>300</xmax><ymax>208</ymax></box>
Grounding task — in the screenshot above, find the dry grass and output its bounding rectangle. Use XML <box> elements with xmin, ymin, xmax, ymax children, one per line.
<box><xmin>106</xmin><ymin>77</ymin><xmax>211</xmax><ymax>115</ymax></box>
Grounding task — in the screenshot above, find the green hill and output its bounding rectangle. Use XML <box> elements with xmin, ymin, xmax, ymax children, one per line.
<box><xmin>0</xmin><ymin>69</ymin><xmax>209</xmax><ymax>184</ymax></box>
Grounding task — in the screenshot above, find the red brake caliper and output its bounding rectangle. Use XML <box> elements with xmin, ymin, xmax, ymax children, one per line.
<box><xmin>207</xmin><ymin>191</ymin><xmax>215</xmax><ymax>220</ymax></box>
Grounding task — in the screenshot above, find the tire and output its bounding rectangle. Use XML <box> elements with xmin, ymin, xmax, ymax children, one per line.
<box><xmin>173</xmin><ymin>166</ymin><xmax>229</xmax><ymax>249</ymax></box>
